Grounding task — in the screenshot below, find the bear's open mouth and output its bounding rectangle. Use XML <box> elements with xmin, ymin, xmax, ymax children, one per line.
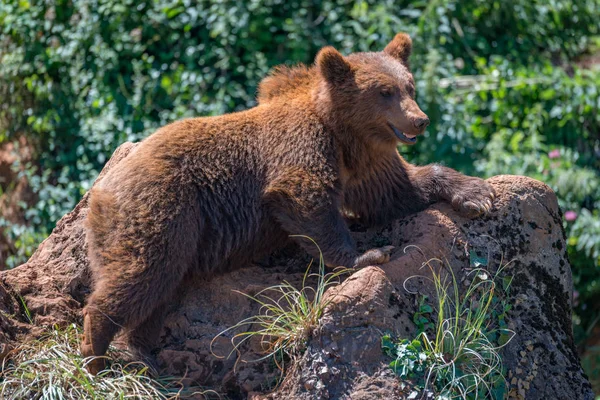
<box><xmin>389</xmin><ymin>124</ymin><xmax>417</xmax><ymax>145</ymax></box>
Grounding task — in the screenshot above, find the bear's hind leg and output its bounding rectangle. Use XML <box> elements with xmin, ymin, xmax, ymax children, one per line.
<box><xmin>125</xmin><ymin>303</ymin><xmax>172</xmax><ymax>373</ymax></box>
<box><xmin>82</xmin><ymin>199</ymin><xmax>201</xmax><ymax>374</ymax></box>
<box><xmin>81</xmin><ymin>261</ymin><xmax>190</xmax><ymax>374</ymax></box>
<box><xmin>81</xmin><ymin>301</ymin><xmax>120</xmax><ymax>375</ymax></box>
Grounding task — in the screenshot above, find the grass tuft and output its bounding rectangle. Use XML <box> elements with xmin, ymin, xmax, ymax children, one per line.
<box><xmin>212</xmin><ymin>236</ymin><xmax>349</xmax><ymax>372</ymax></box>
<box><xmin>0</xmin><ymin>324</ymin><xmax>216</xmax><ymax>399</ymax></box>
<box><xmin>383</xmin><ymin>247</ymin><xmax>515</xmax><ymax>399</ymax></box>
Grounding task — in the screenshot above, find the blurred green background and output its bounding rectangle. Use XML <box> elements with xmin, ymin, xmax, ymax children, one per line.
<box><xmin>0</xmin><ymin>0</ymin><xmax>599</xmax><ymax>391</ymax></box>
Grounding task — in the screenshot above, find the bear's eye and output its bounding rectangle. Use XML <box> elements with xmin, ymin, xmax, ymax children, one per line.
<box><xmin>380</xmin><ymin>88</ymin><xmax>394</xmax><ymax>98</ymax></box>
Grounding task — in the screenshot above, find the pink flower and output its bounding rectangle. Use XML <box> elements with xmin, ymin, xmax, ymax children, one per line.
<box><xmin>564</xmin><ymin>211</ymin><xmax>577</xmax><ymax>221</ymax></box>
<box><xmin>548</xmin><ymin>149</ymin><xmax>560</xmax><ymax>159</ymax></box>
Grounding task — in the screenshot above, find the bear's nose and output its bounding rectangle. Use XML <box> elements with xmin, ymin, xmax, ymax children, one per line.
<box><xmin>414</xmin><ymin>117</ymin><xmax>430</xmax><ymax>129</ymax></box>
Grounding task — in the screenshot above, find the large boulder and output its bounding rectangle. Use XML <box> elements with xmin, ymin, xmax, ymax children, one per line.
<box><xmin>0</xmin><ymin>143</ymin><xmax>593</xmax><ymax>399</ymax></box>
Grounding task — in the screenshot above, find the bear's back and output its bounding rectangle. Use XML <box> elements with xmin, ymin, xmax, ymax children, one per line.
<box><xmin>88</xmin><ymin>103</ymin><xmax>336</xmax><ymax>271</ymax></box>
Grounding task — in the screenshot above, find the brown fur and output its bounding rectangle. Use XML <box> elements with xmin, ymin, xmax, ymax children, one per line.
<box><xmin>81</xmin><ymin>33</ymin><xmax>495</xmax><ymax>373</ymax></box>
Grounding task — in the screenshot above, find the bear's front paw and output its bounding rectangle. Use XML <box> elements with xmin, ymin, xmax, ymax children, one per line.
<box><xmin>353</xmin><ymin>245</ymin><xmax>395</xmax><ymax>268</ymax></box>
<box><xmin>450</xmin><ymin>178</ymin><xmax>495</xmax><ymax>218</ymax></box>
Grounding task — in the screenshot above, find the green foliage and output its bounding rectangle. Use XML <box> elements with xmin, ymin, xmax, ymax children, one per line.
<box><xmin>382</xmin><ymin>335</ymin><xmax>432</xmax><ymax>387</ymax></box>
<box><xmin>413</xmin><ymin>295</ymin><xmax>435</xmax><ymax>333</ymax></box>
<box><xmin>0</xmin><ymin>0</ymin><xmax>599</xmax><ymax>382</ymax></box>
<box><xmin>580</xmin><ymin>345</ymin><xmax>600</xmax><ymax>395</ymax></box>
<box><xmin>0</xmin><ymin>220</ymin><xmax>46</xmax><ymax>269</ymax></box>
<box><xmin>571</xmin><ymin>208</ymin><xmax>600</xmax><ymax>260</ymax></box>
<box><xmin>382</xmin><ymin>254</ymin><xmax>514</xmax><ymax>399</ymax></box>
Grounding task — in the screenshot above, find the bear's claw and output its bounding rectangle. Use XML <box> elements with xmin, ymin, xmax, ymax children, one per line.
<box><xmin>451</xmin><ymin>178</ymin><xmax>496</xmax><ymax>218</ymax></box>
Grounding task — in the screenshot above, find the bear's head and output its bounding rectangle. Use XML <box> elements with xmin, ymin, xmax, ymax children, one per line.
<box><xmin>314</xmin><ymin>33</ymin><xmax>429</xmax><ymax>147</ymax></box>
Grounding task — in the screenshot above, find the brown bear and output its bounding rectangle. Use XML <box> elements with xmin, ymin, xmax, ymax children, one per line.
<box><xmin>81</xmin><ymin>33</ymin><xmax>495</xmax><ymax>374</ymax></box>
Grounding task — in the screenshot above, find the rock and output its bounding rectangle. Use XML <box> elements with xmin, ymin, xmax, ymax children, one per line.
<box><xmin>270</xmin><ymin>175</ymin><xmax>593</xmax><ymax>400</ymax></box>
<box><xmin>0</xmin><ymin>143</ymin><xmax>593</xmax><ymax>399</ymax></box>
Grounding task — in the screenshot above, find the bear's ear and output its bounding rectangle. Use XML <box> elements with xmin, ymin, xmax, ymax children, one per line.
<box><xmin>383</xmin><ymin>33</ymin><xmax>412</xmax><ymax>67</ymax></box>
<box><xmin>316</xmin><ymin>46</ymin><xmax>353</xmax><ymax>84</ymax></box>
